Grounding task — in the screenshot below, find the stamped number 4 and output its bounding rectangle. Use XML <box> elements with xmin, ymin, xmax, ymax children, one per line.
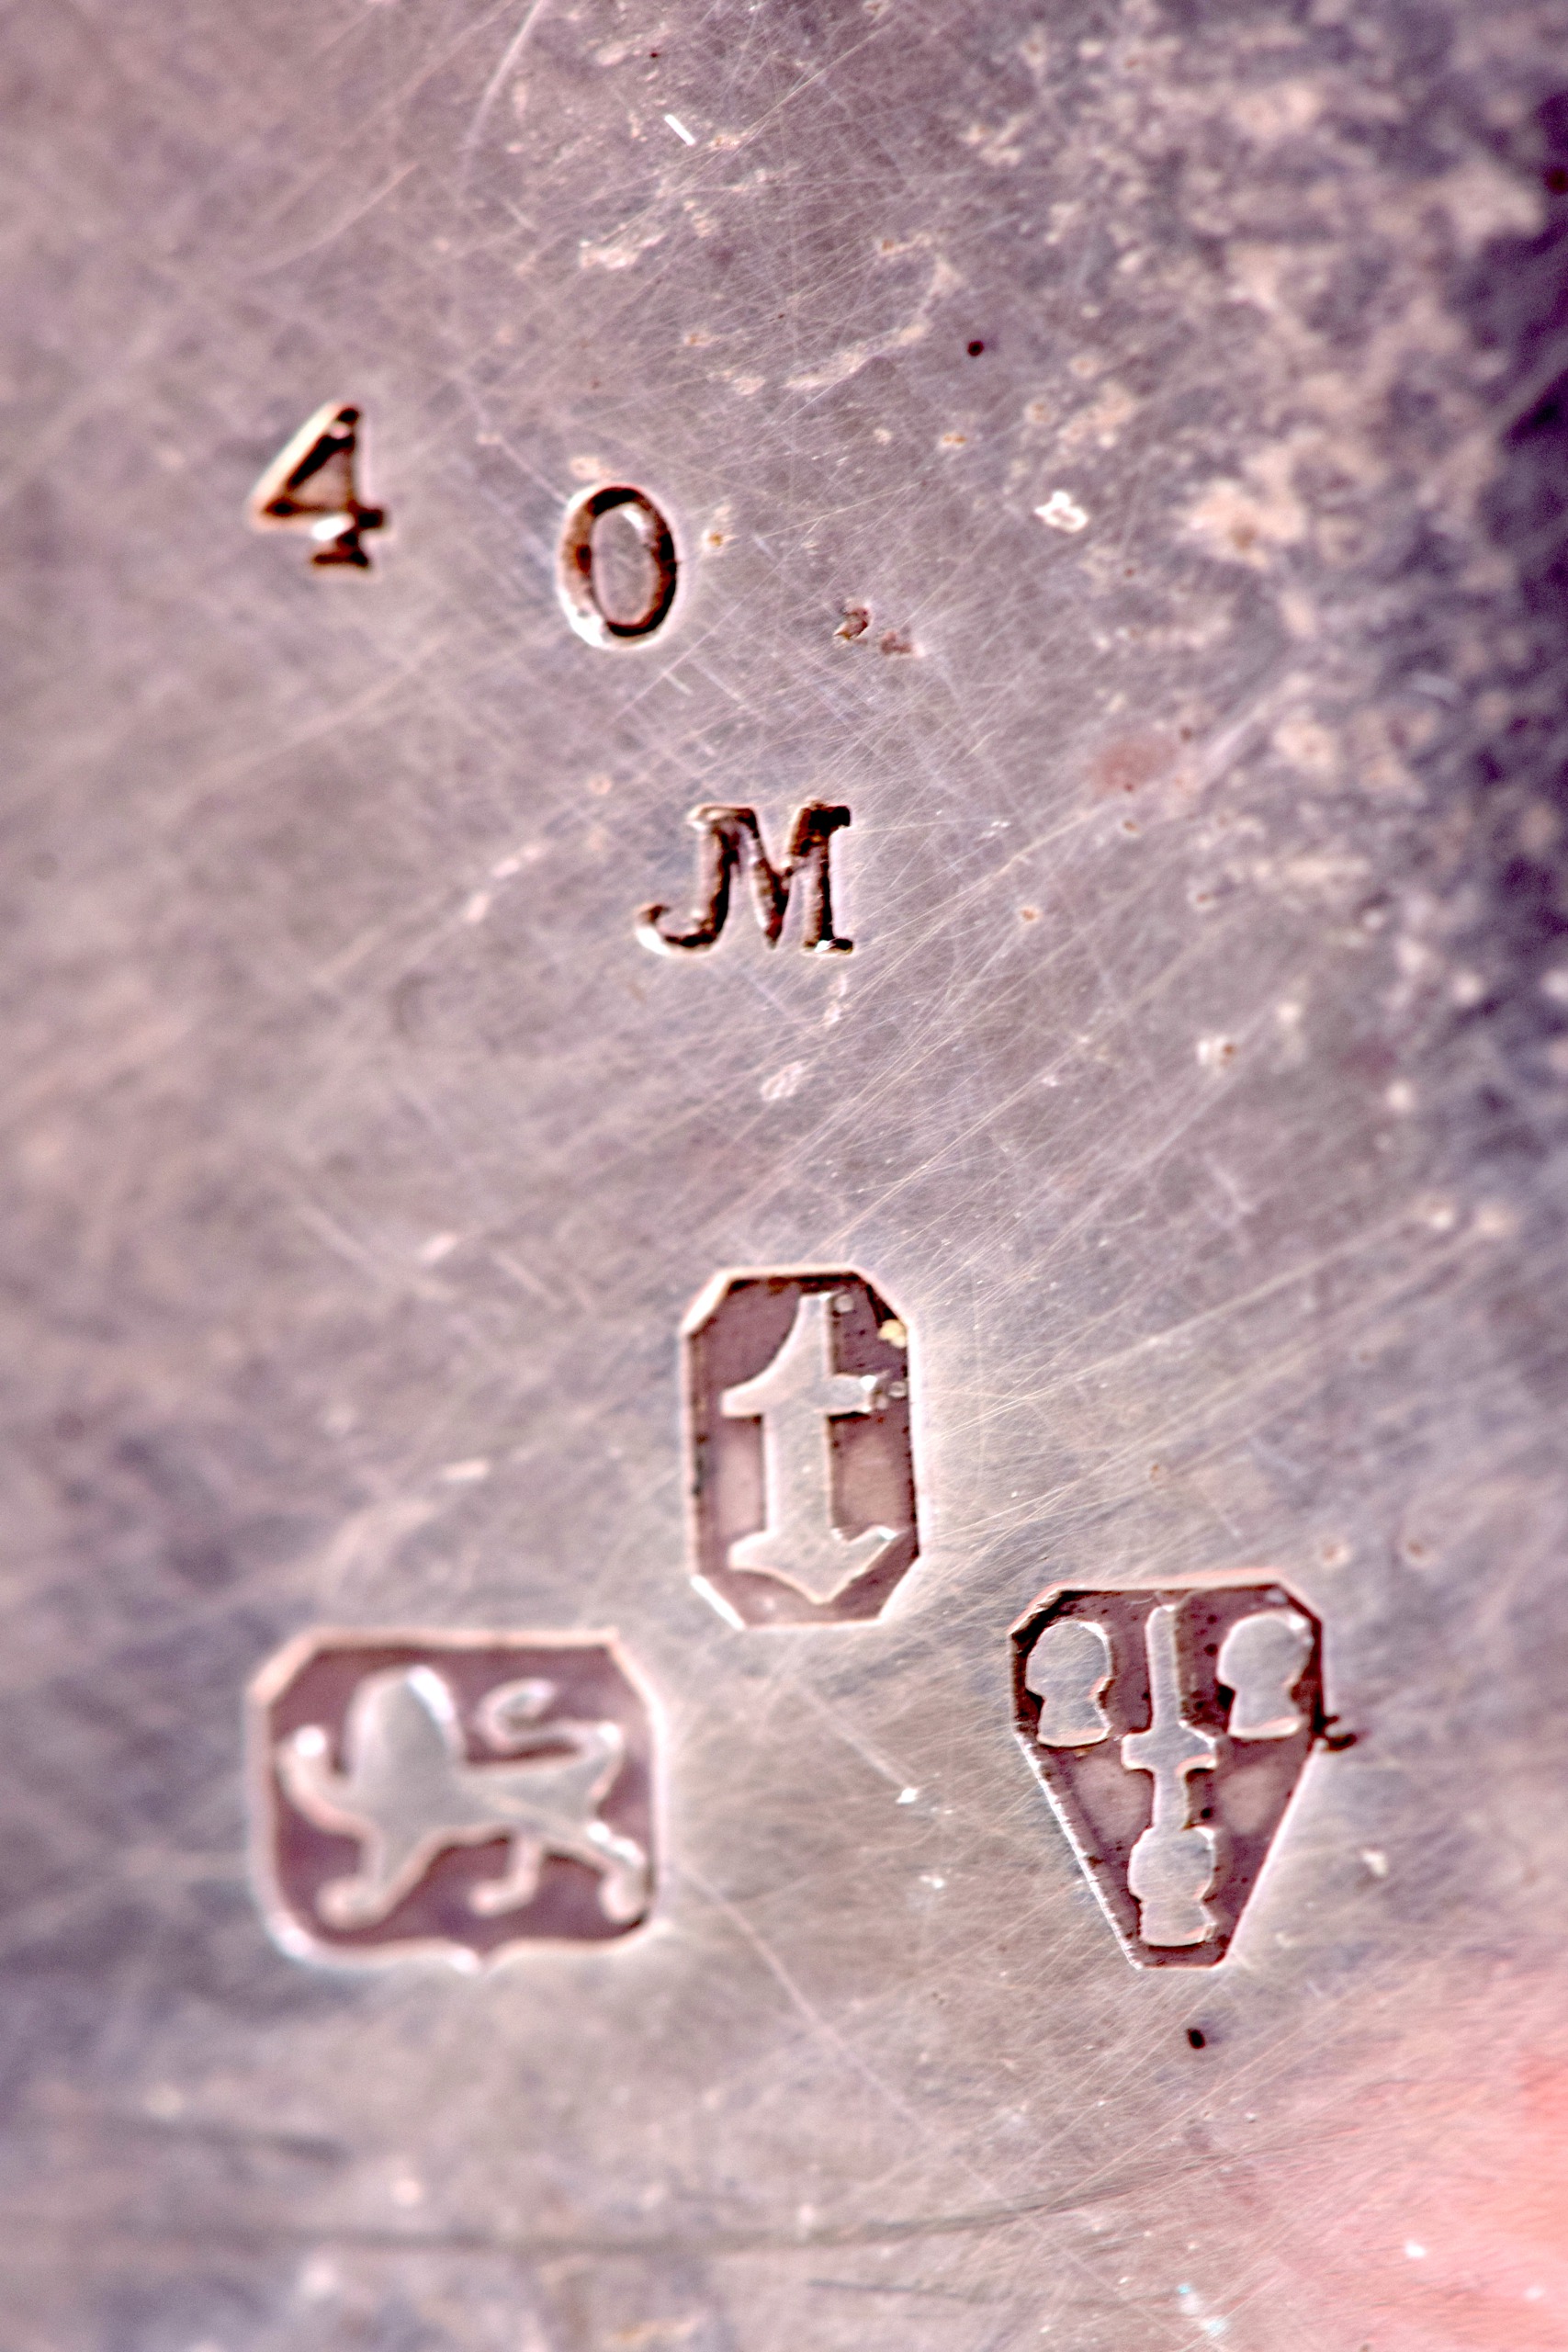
<box><xmin>248</xmin><ymin>401</ymin><xmax>386</xmax><ymax>571</ymax></box>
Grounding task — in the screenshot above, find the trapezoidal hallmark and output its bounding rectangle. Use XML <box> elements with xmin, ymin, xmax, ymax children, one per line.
<box><xmin>1010</xmin><ymin>1578</ymin><xmax>1325</xmax><ymax>1968</ymax></box>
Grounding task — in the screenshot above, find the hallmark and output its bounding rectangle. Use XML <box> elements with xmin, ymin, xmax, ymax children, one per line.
<box><xmin>250</xmin><ymin>1630</ymin><xmax>656</xmax><ymax>1968</ymax></box>
<box><xmin>682</xmin><ymin>1270</ymin><xmax>919</xmax><ymax>1626</ymax></box>
<box><xmin>1011</xmin><ymin>1580</ymin><xmax>1324</xmax><ymax>1966</ymax></box>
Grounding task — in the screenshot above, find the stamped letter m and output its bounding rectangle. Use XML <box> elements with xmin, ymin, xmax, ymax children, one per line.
<box><xmin>637</xmin><ymin>802</ymin><xmax>853</xmax><ymax>956</ymax></box>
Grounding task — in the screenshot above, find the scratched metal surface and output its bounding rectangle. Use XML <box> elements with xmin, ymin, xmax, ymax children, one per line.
<box><xmin>6</xmin><ymin>0</ymin><xmax>1568</xmax><ymax>2345</ymax></box>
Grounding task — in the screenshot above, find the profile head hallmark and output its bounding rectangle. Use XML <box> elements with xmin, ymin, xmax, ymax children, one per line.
<box><xmin>1010</xmin><ymin>1579</ymin><xmax>1325</xmax><ymax>1967</ymax></box>
<box><xmin>249</xmin><ymin>1630</ymin><xmax>658</xmax><ymax>1969</ymax></box>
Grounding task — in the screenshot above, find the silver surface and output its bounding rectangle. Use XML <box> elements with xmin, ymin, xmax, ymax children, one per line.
<box><xmin>7</xmin><ymin>0</ymin><xmax>1568</xmax><ymax>2345</ymax></box>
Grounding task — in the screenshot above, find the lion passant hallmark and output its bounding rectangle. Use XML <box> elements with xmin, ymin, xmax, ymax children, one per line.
<box><xmin>249</xmin><ymin>1630</ymin><xmax>658</xmax><ymax>1968</ymax></box>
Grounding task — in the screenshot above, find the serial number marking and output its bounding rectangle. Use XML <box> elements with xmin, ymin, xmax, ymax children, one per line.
<box><xmin>682</xmin><ymin>1270</ymin><xmax>919</xmax><ymax>1627</ymax></box>
<box><xmin>558</xmin><ymin>483</ymin><xmax>679</xmax><ymax>647</ymax></box>
<box><xmin>247</xmin><ymin>401</ymin><xmax>385</xmax><ymax>571</ymax></box>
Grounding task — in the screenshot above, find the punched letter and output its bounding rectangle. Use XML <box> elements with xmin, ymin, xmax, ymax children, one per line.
<box><xmin>637</xmin><ymin>802</ymin><xmax>852</xmax><ymax>956</ymax></box>
<box><xmin>719</xmin><ymin>1291</ymin><xmax>897</xmax><ymax>1603</ymax></box>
